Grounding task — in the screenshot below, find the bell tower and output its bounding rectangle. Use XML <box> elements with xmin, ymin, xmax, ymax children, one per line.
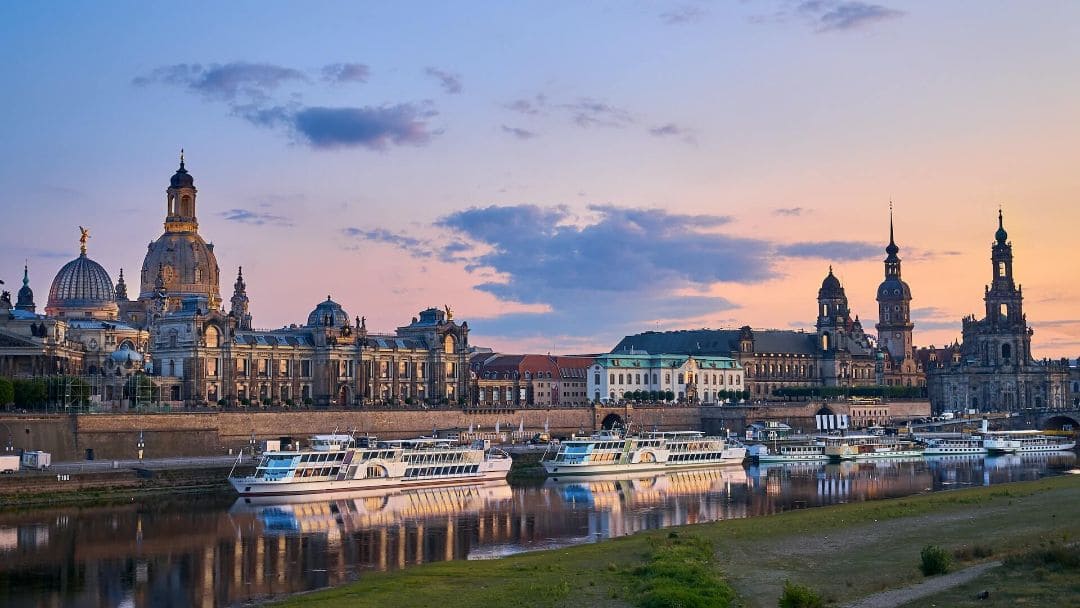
<box><xmin>230</xmin><ymin>266</ymin><xmax>252</xmax><ymax>330</ymax></box>
<box><xmin>875</xmin><ymin>205</ymin><xmax>914</xmax><ymax>362</ymax></box>
<box><xmin>165</xmin><ymin>149</ymin><xmax>198</xmax><ymax>233</ymax></box>
<box><xmin>981</xmin><ymin>209</ymin><xmax>1029</xmax><ymax>365</ymax></box>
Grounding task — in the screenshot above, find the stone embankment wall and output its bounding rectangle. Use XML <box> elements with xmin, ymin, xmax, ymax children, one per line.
<box><xmin>0</xmin><ymin>401</ymin><xmax>932</xmax><ymax>461</ymax></box>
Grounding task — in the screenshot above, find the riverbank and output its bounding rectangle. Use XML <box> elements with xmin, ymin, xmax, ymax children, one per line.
<box><xmin>0</xmin><ymin>464</ymin><xmax>250</xmax><ymax>508</ymax></box>
<box><xmin>271</xmin><ymin>473</ymin><xmax>1080</xmax><ymax>608</ymax></box>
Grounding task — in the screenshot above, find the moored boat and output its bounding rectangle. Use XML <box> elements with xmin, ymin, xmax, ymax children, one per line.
<box><xmin>542</xmin><ymin>429</ymin><xmax>744</xmax><ymax>476</ymax></box>
<box><xmin>920</xmin><ymin>436</ymin><xmax>987</xmax><ymax>456</ymax></box>
<box><xmin>983</xmin><ymin>431</ymin><xmax>1076</xmax><ymax>454</ymax></box>
<box><xmin>750</xmin><ymin>441</ymin><xmax>829</xmax><ymax>463</ymax></box>
<box><xmin>822</xmin><ymin>434</ymin><xmax>924</xmax><ymax>461</ymax></box>
<box><xmin>229</xmin><ymin>434</ymin><xmax>512</xmax><ymax>497</ymax></box>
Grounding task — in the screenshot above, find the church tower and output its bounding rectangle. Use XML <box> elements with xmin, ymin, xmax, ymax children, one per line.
<box><xmin>980</xmin><ymin>209</ymin><xmax>1030</xmax><ymax>365</ymax></box>
<box><xmin>816</xmin><ymin>266</ymin><xmax>851</xmax><ymax>352</ymax></box>
<box><xmin>138</xmin><ymin>152</ymin><xmax>222</xmax><ymax>315</ymax></box>
<box><xmin>875</xmin><ymin>206</ymin><xmax>914</xmax><ymax>362</ymax></box>
<box><xmin>230</xmin><ymin>266</ymin><xmax>252</xmax><ymax>330</ymax></box>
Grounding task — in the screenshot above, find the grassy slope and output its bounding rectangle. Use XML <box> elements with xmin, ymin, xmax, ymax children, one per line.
<box><xmin>272</xmin><ymin>474</ymin><xmax>1080</xmax><ymax>608</ymax></box>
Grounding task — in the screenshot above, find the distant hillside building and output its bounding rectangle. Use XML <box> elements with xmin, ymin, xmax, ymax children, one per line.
<box><xmin>926</xmin><ymin>212</ymin><xmax>1070</xmax><ymax>412</ymax></box>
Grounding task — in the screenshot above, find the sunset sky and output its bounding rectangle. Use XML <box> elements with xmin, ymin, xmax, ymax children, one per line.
<box><xmin>2</xmin><ymin>1</ymin><xmax>1078</xmax><ymax>357</ymax></box>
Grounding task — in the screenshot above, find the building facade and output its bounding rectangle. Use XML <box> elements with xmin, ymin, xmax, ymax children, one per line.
<box><xmin>586</xmin><ymin>353</ymin><xmax>744</xmax><ymax>404</ymax></box>
<box><xmin>470</xmin><ymin>354</ymin><xmax>592</xmax><ymax>408</ymax></box>
<box><xmin>926</xmin><ymin>212</ymin><xmax>1070</xmax><ymax>412</ymax></box>
<box><xmin>1</xmin><ymin>156</ymin><xmax>471</xmax><ymax>408</ymax></box>
<box><xmin>614</xmin><ymin>267</ymin><xmax>877</xmax><ymax>399</ymax></box>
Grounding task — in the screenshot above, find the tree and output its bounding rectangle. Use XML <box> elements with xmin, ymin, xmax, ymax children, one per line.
<box><xmin>663</xmin><ymin>390</ymin><xmax>675</xmax><ymax>402</ymax></box>
<box><xmin>0</xmin><ymin>378</ymin><xmax>13</xmax><ymax>406</ymax></box>
<box><xmin>13</xmin><ymin>379</ymin><xmax>47</xmax><ymax>409</ymax></box>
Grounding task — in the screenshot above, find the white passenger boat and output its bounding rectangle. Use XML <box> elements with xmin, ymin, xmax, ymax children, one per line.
<box><xmin>920</xmin><ymin>436</ymin><xmax>987</xmax><ymax>456</ymax></box>
<box><xmin>229</xmin><ymin>434</ymin><xmax>512</xmax><ymax>497</ymax></box>
<box><xmin>542</xmin><ymin>429</ymin><xmax>745</xmax><ymax>476</ymax></box>
<box><xmin>750</xmin><ymin>441</ymin><xmax>829</xmax><ymax>463</ymax></box>
<box><xmin>822</xmin><ymin>434</ymin><xmax>924</xmax><ymax>461</ymax></box>
<box><xmin>983</xmin><ymin>431</ymin><xmax>1076</xmax><ymax>454</ymax></box>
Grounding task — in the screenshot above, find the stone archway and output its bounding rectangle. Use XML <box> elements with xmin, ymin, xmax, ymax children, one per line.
<box><xmin>816</xmin><ymin>406</ymin><xmax>836</xmax><ymax>417</ymax></box>
<box><xmin>338</xmin><ymin>384</ymin><xmax>350</xmax><ymax>407</ymax></box>
<box><xmin>1043</xmin><ymin>415</ymin><xmax>1079</xmax><ymax>432</ymax></box>
<box><xmin>601</xmin><ymin>413</ymin><xmax>624</xmax><ymax>430</ymax></box>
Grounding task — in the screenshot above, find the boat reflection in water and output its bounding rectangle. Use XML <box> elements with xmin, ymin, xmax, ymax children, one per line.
<box><xmin>746</xmin><ymin>451</ymin><xmax>1077</xmax><ymax>513</ymax></box>
<box><xmin>1</xmin><ymin>453</ymin><xmax>1075</xmax><ymax>608</ymax></box>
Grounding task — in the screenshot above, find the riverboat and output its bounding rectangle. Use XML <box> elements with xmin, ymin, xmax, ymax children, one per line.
<box><xmin>749</xmin><ymin>442</ymin><xmax>829</xmax><ymax>463</ymax></box>
<box><xmin>983</xmin><ymin>431</ymin><xmax>1076</xmax><ymax>454</ymax></box>
<box><xmin>822</xmin><ymin>434</ymin><xmax>924</xmax><ymax>461</ymax></box>
<box><xmin>542</xmin><ymin>429</ymin><xmax>745</xmax><ymax>476</ymax></box>
<box><xmin>229</xmin><ymin>434</ymin><xmax>512</xmax><ymax>497</ymax></box>
<box><xmin>920</xmin><ymin>436</ymin><xmax>987</xmax><ymax>456</ymax></box>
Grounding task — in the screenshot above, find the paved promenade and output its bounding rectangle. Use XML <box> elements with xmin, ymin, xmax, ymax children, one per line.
<box><xmin>45</xmin><ymin>454</ymin><xmax>245</xmax><ymax>474</ymax></box>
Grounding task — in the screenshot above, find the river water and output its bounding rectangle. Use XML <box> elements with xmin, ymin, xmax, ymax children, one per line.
<box><xmin>1</xmin><ymin>452</ymin><xmax>1075</xmax><ymax>607</ymax></box>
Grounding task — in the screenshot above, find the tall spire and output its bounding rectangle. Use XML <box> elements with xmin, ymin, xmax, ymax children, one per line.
<box><xmin>115</xmin><ymin>268</ymin><xmax>129</xmax><ymax>301</ymax></box>
<box><xmin>179</xmin><ymin>148</ymin><xmax>185</xmax><ymax>171</ymax></box>
<box><xmin>231</xmin><ymin>266</ymin><xmax>251</xmax><ymax>330</ymax></box>
<box><xmin>885</xmin><ymin>202</ymin><xmax>899</xmax><ymax>257</ymax></box>
<box><xmin>995</xmin><ymin>205</ymin><xmax>1008</xmax><ymax>244</ymax></box>
<box><xmin>16</xmin><ymin>262</ymin><xmax>35</xmax><ymax>312</ymax></box>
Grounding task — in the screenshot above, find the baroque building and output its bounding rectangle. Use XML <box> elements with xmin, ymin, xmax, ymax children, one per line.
<box><xmin>1</xmin><ymin>155</ymin><xmax>472</xmax><ymax>408</ymax></box>
<box><xmin>614</xmin><ymin>267</ymin><xmax>876</xmax><ymax>399</ymax></box>
<box><xmin>587</xmin><ymin>353</ymin><xmax>744</xmax><ymax>404</ymax></box>
<box><xmin>926</xmin><ymin>212</ymin><xmax>1069</xmax><ymax>412</ymax></box>
<box><xmin>469</xmin><ymin>354</ymin><xmax>593</xmax><ymax>408</ymax></box>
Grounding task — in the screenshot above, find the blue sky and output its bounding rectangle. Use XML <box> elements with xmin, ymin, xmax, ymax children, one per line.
<box><xmin>2</xmin><ymin>1</ymin><xmax>1079</xmax><ymax>355</ymax></box>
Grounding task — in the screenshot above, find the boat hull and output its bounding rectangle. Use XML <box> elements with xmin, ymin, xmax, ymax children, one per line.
<box><xmin>230</xmin><ymin>466</ymin><xmax>510</xmax><ymax>497</ymax></box>
<box><xmin>543</xmin><ymin>456</ymin><xmax>744</xmax><ymax>477</ymax></box>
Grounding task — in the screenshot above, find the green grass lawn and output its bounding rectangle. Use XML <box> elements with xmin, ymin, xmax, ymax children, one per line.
<box><xmin>271</xmin><ymin>474</ymin><xmax>1080</xmax><ymax>608</ymax></box>
<box><xmin>897</xmin><ymin>543</ymin><xmax>1080</xmax><ymax>607</ymax></box>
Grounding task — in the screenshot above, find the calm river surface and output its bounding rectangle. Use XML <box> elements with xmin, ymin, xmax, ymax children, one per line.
<box><xmin>1</xmin><ymin>452</ymin><xmax>1075</xmax><ymax>607</ymax></box>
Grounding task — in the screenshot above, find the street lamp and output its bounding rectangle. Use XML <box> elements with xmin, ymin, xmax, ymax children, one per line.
<box><xmin>137</xmin><ymin>430</ymin><xmax>145</xmax><ymax>460</ymax></box>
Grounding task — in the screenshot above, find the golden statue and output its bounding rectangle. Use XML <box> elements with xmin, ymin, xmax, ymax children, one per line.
<box><xmin>78</xmin><ymin>226</ymin><xmax>90</xmax><ymax>255</ymax></box>
<box><xmin>444</xmin><ymin>304</ymin><xmax>453</xmax><ymax>321</ymax></box>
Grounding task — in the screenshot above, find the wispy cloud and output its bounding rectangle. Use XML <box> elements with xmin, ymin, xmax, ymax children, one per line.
<box><xmin>321</xmin><ymin>62</ymin><xmax>370</xmax><ymax>84</ymax></box>
<box><xmin>136</xmin><ymin>61</ymin><xmax>439</xmax><ymax>151</ymax></box>
<box><xmin>505</xmin><ymin>95</ymin><xmax>547</xmax><ymax>116</ymax></box>
<box><xmin>425</xmin><ymin>67</ymin><xmax>463</xmax><ymax>94</ymax></box>
<box><xmin>219</xmin><ymin>207</ymin><xmax>294</xmax><ymax>227</ymax></box>
<box><xmin>660</xmin><ymin>5</ymin><xmax>707</xmax><ymax>25</ymax></box>
<box><xmin>797</xmin><ymin>1</ymin><xmax>904</xmax><ymax>32</ymax></box>
<box><xmin>560</xmin><ymin>98</ymin><xmax>634</xmax><ymax>128</ymax></box>
<box><xmin>776</xmin><ymin>240</ymin><xmax>879</xmax><ymax>260</ymax></box>
<box><xmin>649</xmin><ymin>123</ymin><xmax>696</xmax><ymax>143</ymax></box>
<box><xmin>773</xmin><ymin>207</ymin><xmax>807</xmax><ymax>216</ymax></box>
<box><xmin>133</xmin><ymin>62</ymin><xmax>307</xmax><ymax>101</ymax></box>
<box><xmin>344</xmin><ymin>204</ymin><xmax>771</xmax><ymax>338</ymax></box>
<box><xmin>501</xmin><ymin>125</ymin><xmax>538</xmax><ymax>140</ymax></box>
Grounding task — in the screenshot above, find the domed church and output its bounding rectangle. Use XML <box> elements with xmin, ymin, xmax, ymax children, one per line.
<box><xmin>1</xmin><ymin>154</ymin><xmax>472</xmax><ymax>409</ymax></box>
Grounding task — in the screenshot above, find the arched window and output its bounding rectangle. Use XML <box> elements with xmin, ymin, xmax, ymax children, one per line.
<box><xmin>998</xmin><ymin>261</ymin><xmax>1006</xmax><ymax>277</ymax></box>
<box><xmin>205</xmin><ymin>325</ymin><xmax>220</xmax><ymax>348</ymax></box>
<box><xmin>1001</xmin><ymin>343</ymin><xmax>1011</xmax><ymax>361</ymax></box>
<box><xmin>822</xmin><ymin>333</ymin><xmax>830</xmax><ymax>351</ymax></box>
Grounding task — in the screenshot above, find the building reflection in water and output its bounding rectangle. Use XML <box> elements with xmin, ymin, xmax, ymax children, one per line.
<box><xmin>0</xmin><ymin>452</ymin><xmax>1074</xmax><ymax>608</ymax></box>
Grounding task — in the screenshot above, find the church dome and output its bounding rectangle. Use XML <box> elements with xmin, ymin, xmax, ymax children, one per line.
<box><xmin>818</xmin><ymin>267</ymin><xmax>844</xmax><ymax>298</ymax></box>
<box><xmin>307</xmin><ymin>296</ymin><xmax>349</xmax><ymax>327</ymax></box>
<box><xmin>171</xmin><ymin>155</ymin><xmax>194</xmax><ymax>188</ymax></box>
<box><xmin>139</xmin><ymin>233</ymin><xmax>221</xmax><ymax>305</ymax></box>
<box><xmin>877</xmin><ymin>276</ymin><xmax>912</xmax><ymax>299</ymax></box>
<box><xmin>46</xmin><ymin>253</ymin><xmax>118</xmax><ymax>319</ymax></box>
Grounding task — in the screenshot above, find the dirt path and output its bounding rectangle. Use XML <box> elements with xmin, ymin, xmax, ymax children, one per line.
<box><xmin>843</xmin><ymin>561</ymin><xmax>1001</xmax><ymax>608</ymax></box>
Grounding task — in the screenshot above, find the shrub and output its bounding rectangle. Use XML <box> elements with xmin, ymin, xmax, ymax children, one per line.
<box><xmin>778</xmin><ymin>580</ymin><xmax>824</xmax><ymax>608</ymax></box>
<box><xmin>920</xmin><ymin>544</ymin><xmax>951</xmax><ymax>576</ymax></box>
